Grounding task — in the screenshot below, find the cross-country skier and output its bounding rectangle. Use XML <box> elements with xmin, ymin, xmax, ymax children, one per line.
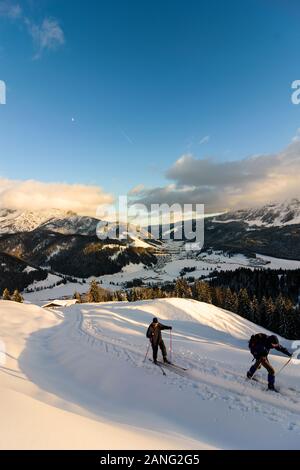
<box><xmin>247</xmin><ymin>333</ymin><xmax>292</xmax><ymax>391</ymax></box>
<box><xmin>146</xmin><ymin>317</ymin><xmax>172</xmax><ymax>365</ymax></box>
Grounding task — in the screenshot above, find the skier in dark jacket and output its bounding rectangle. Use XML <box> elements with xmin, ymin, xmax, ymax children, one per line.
<box><xmin>146</xmin><ymin>317</ymin><xmax>172</xmax><ymax>364</ymax></box>
<box><xmin>247</xmin><ymin>333</ymin><xmax>292</xmax><ymax>391</ymax></box>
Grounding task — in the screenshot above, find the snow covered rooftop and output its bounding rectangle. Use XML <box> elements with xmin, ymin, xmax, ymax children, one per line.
<box><xmin>42</xmin><ymin>299</ymin><xmax>79</xmax><ymax>308</ymax></box>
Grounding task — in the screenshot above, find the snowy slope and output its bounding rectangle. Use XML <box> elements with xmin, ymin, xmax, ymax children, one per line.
<box><xmin>0</xmin><ymin>208</ymin><xmax>71</xmax><ymax>233</ymax></box>
<box><xmin>1</xmin><ymin>298</ymin><xmax>300</xmax><ymax>449</ymax></box>
<box><xmin>0</xmin><ymin>208</ymin><xmax>157</xmax><ymax>239</ymax></box>
<box><xmin>0</xmin><ymin>208</ymin><xmax>103</xmax><ymax>235</ymax></box>
<box><xmin>0</xmin><ymin>208</ymin><xmax>110</xmax><ymax>236</ymax></box>
<box><xmin>214</xmin><ymin>198</ymin><xmax>300</xmax><ymax>227</ymax></box>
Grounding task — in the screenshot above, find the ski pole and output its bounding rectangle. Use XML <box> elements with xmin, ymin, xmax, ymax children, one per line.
<box><xmin>169</xmin><ymin>329</ymin><xmax>173</xmax><ymax>362</ymax></box>
<box><xmin>275</xmin><ymin>357</ymin><xmax>292</xmax><ymax>378</ymax></box>
<box><xmin>143</xmin><ymin>340</ymin><xmax>151</xmax><ymax>363</ymax></box>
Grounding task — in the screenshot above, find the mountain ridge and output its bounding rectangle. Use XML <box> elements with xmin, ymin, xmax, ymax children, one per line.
<box><xmin>214</xmin><ymin>198</ymin><xmax>300</xmax><ymax>227</ymax></box>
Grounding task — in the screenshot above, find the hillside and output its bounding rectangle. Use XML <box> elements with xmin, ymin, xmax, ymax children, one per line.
<box><xmin>214</xmin><ymin>199</ymin><xmax>300</xmax><ymax>227</ymax></box>
<box><xmin>0</xmin><ymin>252</ymin><xmax>48</xmax><ymax>292</ymax></box>
<box><xmin>0</xmin><ymin>208</ymin><xmax>159</xmax><ymax>287</ymax></box>
<box><xmin>0</xmin><ymin>230</ymin><xmax>157</xmax><ymax>280</ymax></box>
<box><xmin>203</xmin><ymin>219</ymin><xmax>300</xmax><ymax>260</ymax></box>
<box><xmin>201</xmin><ymin>199</ymin><xmax>300</xmax><ymax>259</ymax></box>
<box><xmin>146</xmin><ymin>199</ymin><xmax>300</xmax><ymax>260</ymax></box>
<box><xmin>0</xmin><ymin>298</ymin><xmax>300</xmax><ymax>449</ymax></box>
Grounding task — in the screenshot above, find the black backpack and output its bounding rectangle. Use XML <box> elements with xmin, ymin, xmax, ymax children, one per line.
<box><xmin>248</xmin><ymin>333</ymin><xmax>267</xmax><ymax>352</ymax></box>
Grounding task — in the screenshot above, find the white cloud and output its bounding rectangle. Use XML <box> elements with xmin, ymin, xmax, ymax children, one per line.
<box><xmin>134</xmin><ymin>138</ymin><xmax>300</xmax><ymax>211</ymax></box>
<box><xmin>0</xmin><ymin>1</ymin><xmax>65</xmax><ymax>58</ymax></box>
<box><xmin>0</xmin><ymin>1</ymin><xmax>22</xmax><ymax>19</ymax></box>
<box><xmin>0</xmin><ymin>178</ymin><xmax>113</xmax><ymax>216</ymax></box>
<box><xmin>26</xmin><ymin>17</ymin><xmax>65</xmax><ymax>59</ymax></box>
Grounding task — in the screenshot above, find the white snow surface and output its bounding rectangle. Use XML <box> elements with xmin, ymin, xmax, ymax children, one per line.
<box><xmin>1</xmin><ymin>298</ymin><xmax>300</xmax><ymax>449</ymax></box>
<box><xmin>23</xmin><ymin>266</ymin><xmax>38</xmax><ymax>274</ymax></box>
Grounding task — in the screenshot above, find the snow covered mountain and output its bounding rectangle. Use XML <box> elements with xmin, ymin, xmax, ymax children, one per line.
<box><xmin>1</xmin><ymin>297</ymin><xmax>299</xmax><ymax>449</ymax></box>
<box><xmin>214</xmin><ymin>199</ymin><xmax>300</xmax><ymax>227</ymax></box>
<box><xmin>0</xmin><ymin>208</ymin><xmax>158</xmax><ymax>245</ymax></box>
<box><xmin>141</xmin><ymin>199</ymin><xmax>300</xmax><ymax>261</ymax></box>
<box><xmin>0</xmin><ymin>251</ymin><xmax>49</xmax><ymax>293</ymax></box>
<box><xmin>0</xmin><ymin>208</ymin><xmax>100</xmax><ymax>235</ymax></box>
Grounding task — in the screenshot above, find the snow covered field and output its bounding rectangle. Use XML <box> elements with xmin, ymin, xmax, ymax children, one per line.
<box><xmin>1</xmin><ymin>298</ymin><xmax>300</xmax><ymax>449</ymax></box>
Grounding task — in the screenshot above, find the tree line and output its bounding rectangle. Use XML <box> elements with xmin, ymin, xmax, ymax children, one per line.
<box><xmin>208</xmin><ymin>267</ymin><xmax>300</xmax><ymax>304</ymax></box>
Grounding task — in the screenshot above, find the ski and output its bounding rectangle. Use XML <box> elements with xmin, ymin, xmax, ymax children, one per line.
<box><xmin>247</xmin><ymin>376</ymin><xmax>281</xmax><ymax>394</ymax></box>
<box><xmin>252</xmin><ymin>378</ymin><xmax>300</xmax><ymax>396</ymax></box>
<box><xmin>162</xmin><ymin>361</ymin><xmax>188</xmax><ymax>371</ymax></box>
<box><xmin>266</xmin><ymin>387</ymin><xmax>280</xmax><ymax>394</ymax></box>
<box><xmin>155</xmin><ymin>361</ymin><xmax>187</xmax><ymax>377</ymax></box>
<box><xmin>249</xmin><ymin>376</ymin><xmax>264</xmax><ymax>384</ymax></box>
<box><xmin>148</xmin><ymin>359</ymin><xmax>167</xmax><ymax>376</ymax></box>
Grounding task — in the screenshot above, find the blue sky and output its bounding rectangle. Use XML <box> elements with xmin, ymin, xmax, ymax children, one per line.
<box><xmin>1</xmin><ymin>0</ymin><xmax>300</xmax><ymax>213</ymax></box>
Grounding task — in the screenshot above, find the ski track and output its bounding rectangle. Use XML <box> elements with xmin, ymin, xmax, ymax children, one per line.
<box><xmin>62</xmin><ymin>306</ymin><xmax>300</xmax><ymax>435</ymax></box>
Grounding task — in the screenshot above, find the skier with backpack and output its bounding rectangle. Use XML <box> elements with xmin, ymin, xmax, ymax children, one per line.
<box><xmin>146</xmin><ymin>317</ymin><xmax>172</xmax><ymax>365</ymax></box>
<box><xmin>247</xmin><ymin>333</ymin><xmax>292</xmax><ymax>391</ymax></box>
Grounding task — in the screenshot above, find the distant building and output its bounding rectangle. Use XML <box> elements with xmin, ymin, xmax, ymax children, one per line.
<box><xmin>42</xmin><ymin>299</ymin><xmax>79</xmax><ymax>309</ymax></box>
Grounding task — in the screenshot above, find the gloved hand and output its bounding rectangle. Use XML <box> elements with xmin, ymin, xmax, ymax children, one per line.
<box><xmin>288</xmin><ymin>351</ymin><xmax>293</xmax><ymax>358</ymax></box>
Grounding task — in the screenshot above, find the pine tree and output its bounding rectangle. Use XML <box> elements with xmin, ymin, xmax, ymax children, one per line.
<box><xmin>87</xmin><ymin>280</ymin><xmax>101</xmax><ymax>303</ymax></box>
<box><xmin>284</xmin><ymin>298</ymin><xmax>297</xmax><ymax>339</ymax></box>
<box><xmin>156</xmin><ymin>287</ymin><xmax>163</xmax><ymax>299</ymax></box>
<box><xmin>2</xmin><ymin>288</ymin><xmax>11</xmax><ymax>301</ymax></box>
<box><xmin>260</xmin><ymin>296</ymin><xmax>268</xmax><ymax>327</ymax></box>
<box><xmin>238</xmin><ymin>288</ymin><xmax>252</xmax><ymax>320</ymax></box>
<box><xmin>295</xmin><ymin>306</ymin><xmax>300</xmax><ymax>339</ymax></box>
<box><xmin>265</xmin><ymin>297</ymin><xmax>275</xmax><ymax>331</ymax></box>
<box><xmin>73</xmin><ymin>291</ymin><xmax>82</xmax><ymax>303</ymax></box>
<box><xmin>211</xmin><ymin>287</ymin><xmax>224</xmax><ymax>308</ymax></box>
<box><xmin>275</xmin><ymin>294</ymin><xmax>286</xmax><ymax>335</ymax></box>
<box><xmin>275</xmin><ymin>294</ymin><xmax>294</xmax><ymax>338</ymax></box>
<box><xmin>231</xmin><ymin>292</ymin><xmax>239</xmax><ymax>313</ymax></box>
<box><xmin>224</xmin><ymin>288</ymin><xmax>236</xmax><ymax>312</ymax></box>
<box><xmin>193</xmin><ymin>281</ymin><xmax>212</xmax><ymax>304</ymax></box>
<box><xmin>11</xmin><ymin>289</ymin><xmax>23</xmax><ymax>303</ymax></box>
<box><xmin>174</xmin><ymin>279</ymin><xmax>192</xmax><ymax>298</ymax></box>
<box><xmin>251</xmin><ymin>295</ymin><xmax>260</xmax><ymax>325</ymax></box>
<box><xmin>128</xmin><ymin>288</ymin><xmax>140</xmax><ymax>302</ymax></box>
